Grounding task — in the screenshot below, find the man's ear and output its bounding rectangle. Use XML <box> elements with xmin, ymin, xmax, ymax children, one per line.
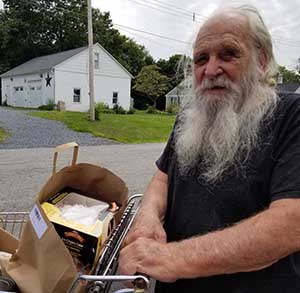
<box><xmin>258</xmin><ymin>49</ymin><xmax>267</xmax><ymax>71</ymax></box>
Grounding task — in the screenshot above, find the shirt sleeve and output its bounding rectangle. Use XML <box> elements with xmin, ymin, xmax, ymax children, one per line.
<box><xmin>270</xmin><ymin>95</ymin><xmax>300</xmax><ymax>201</ymax></box>
<box><xmin>156</xmin><ymin>126</ymin><xmax>176</xmax><ymax>174</ymax></box>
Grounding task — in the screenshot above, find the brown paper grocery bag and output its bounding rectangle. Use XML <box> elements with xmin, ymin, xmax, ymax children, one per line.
<box><xmin>0</xmin><ymin>227</ymin><xmax>18</xmax><ymax>275</ymax></box>
<box><xmin>38</xmin><ymin>163</ymin><xmax>128</xmax><ymax>220</ymax></box>
<box><xmin>4</xmin><ymin>205</ymin><xmax>77</xmax><ymax>293</ymax></box>
<box><xmin>3</xmin><ymin>142</ymin><xmax>128</xmax><ymax>292</ymax></box>
<box><xmin>0</xmin><ymin>227</ymin><xmax>18</xmax><ymax>253</ymax></box>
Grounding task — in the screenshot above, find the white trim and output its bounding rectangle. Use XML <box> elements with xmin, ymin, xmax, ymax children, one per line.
<box><xmin>94</xmin><ymin>43</ymin><xmax>134</xmax><ymax>78</ymax></box>
<box><xmin>73</xmin><ymin>88</ymin><xmax>81</xmax><ymax>103</ymax></box>
<box><xmin>55</xmin><ymin>68</ymin><xmax>131</xmax><ymax>79</ymax></box>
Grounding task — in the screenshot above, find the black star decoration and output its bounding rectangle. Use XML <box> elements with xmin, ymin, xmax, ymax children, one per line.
<box><xmin>45</xmin><ymin>73</ymin><xmax>52</xmax><ymax>87</ymax></box>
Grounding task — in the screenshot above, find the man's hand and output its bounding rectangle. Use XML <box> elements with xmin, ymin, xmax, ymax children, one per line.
<box><xmin>119</xmin><ymin>237</ymin><xmax>179</xmax><ymax>283</ymax></box>
<box><xmin>123</xmin><ymin>213</ymin><xmax>167</xmax><ymax>248</ymax></box>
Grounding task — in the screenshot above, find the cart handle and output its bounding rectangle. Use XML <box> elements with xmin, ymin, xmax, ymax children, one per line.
<box><xmin>68</xmin><ymin>275</ymin><xmax>150</xmax><ymax>293</ymax></box>
<box><xmin>52</xmin><ymin>142</ymin><xmax>79</xmax><ymax>176</ymax></box>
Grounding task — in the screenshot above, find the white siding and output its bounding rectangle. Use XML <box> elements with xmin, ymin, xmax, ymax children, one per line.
<box><xmin>54</xmin><ymin>44</ymin><xmax>132</xmax><ymax>111</ymax></box>
<box><xmin>1</xmin><ymin>44</ymin><xmax>132</xmax><ymax>111</ymax></box>
<box><xmin>94</xmin><ymin>75</ymin><xmax>131</xmax><ymax>110</ymax></box>
<box><xmin>54</xmin><ymin>70</ymin><xmax>89</xmax><ymax>112</ymax></box>
<box><xmin>55</xmin><ymin>69</ymin><xmax>131</xmax><ymax>111</ymax></box>
<box><xmin>55</xmin><ymin>45</ymin><xmax>130</xmax><ymax>79</ymax></box>
<box><xmin>1</xmin><ymin>72</ymin><xmax>54</xmax><ymax>108</ymax></box>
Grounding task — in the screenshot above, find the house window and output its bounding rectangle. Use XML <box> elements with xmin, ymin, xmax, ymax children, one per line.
<box><xmin>14</xmin><ymin>86</ymin><xmax>23</xmax><ymax>92</ymax></box>
<box><xmin>73</xmin><ymin>88</ymin><xmax>81</xmax><ymax>103</ymax></box>
<box><xmin>112</xmin><ymin>92</ymin><xmax>118</xmax><ymax>104</ymax></box>
<box><xmin>94</xmin><ymin>52</ymin><xmax>100</xmax><ymax>69</ymax></box>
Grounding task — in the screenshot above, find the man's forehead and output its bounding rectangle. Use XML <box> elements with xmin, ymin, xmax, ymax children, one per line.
<box><xmin>196</xmin><ymin>13</ymin><xmax>249</xmax><ymax>45</ymax></box>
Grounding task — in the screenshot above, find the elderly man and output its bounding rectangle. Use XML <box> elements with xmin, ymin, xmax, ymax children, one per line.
<box><xmin>119</xmin><ymin>5</ymin><xmax>300</xmax><ymax>293</ymax></box>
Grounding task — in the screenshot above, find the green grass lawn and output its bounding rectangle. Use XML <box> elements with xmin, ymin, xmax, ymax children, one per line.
<box><xmin>0</xmin><ymin>127</ymin><xmax>8</xmax><ymax>143</ymax></box>
<box><xmin>30</xmin><ymin>111</ymin><xmax>176</xmax><ymax>143</ymax></box>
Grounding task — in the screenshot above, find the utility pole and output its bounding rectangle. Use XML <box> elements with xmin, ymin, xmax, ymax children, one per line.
<box><xmin>88</xmin><ymin>0</ymin><xmax>95</xmax><ymax>121</ymax></box>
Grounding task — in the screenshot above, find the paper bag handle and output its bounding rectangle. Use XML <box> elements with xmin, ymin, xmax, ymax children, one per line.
<box><xmin>52</xmin><ymin>142</ymin><xmax>79</xmax><ymax>176</ymax></box>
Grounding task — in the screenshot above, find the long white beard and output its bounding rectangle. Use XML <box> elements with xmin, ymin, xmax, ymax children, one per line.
<box><xmin>175</xmin><ymin>67</ymin><xmax>277</xmax><ymax>182</ymax></box>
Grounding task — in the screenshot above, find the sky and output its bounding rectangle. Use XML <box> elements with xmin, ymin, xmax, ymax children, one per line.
<box><xmin>93</xmin><ymin>0</ymin><xmax>300</xmax><ymax>70</ymax></box>
<box><xmin>1</xmin><ymin>0</ymin><xmax>300</xmax><ymax>69</ymax></box>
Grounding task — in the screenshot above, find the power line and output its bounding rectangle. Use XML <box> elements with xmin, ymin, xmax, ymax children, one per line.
<box><xmin>119</xmin><ymin>27</ymin><xmax>189</xmax><ymax>53</ymax></box>
<box><xmin>114</xmin><ymin>23</ymin><xmax>192</xmax><ymax>46</ymax></box>
<box><xmin>126</xmin><ymin>0</ymin><xmax>205</xmax><ymax>23</ymax></box>
<box><xmin>4</xmin><ymin>0</ymin><xmax>300</xmax><ymax>49</ymax></box>
<box><xmin>141</xmin><ymin>0</ymin><xmax>207</xmax><ymax>20</ymax></box>
<box><xmin>126</xmin><ymin>0</ymin><xmax>202</xmax><ymax>23</ymax></box>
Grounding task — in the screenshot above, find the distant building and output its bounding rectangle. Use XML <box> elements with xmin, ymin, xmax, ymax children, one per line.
<box><xmin>165</xmin><ymin>77</ymin><xmax>191</xmax><ymax>111</ymax></box>
<box><xmin>1</xmin><ymin>43</ymin><xmax>133</xmax><ymax>111</ymax></box>
<box><xmin>276</xmin><ymin>83</ymin><xmax>300</xmax><ymax>94</ymax></box>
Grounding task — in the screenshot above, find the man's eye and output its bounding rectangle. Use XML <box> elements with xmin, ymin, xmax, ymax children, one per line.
<box><xmin>220</xmin><ymin>49</ymin><xmax>240</xmax><ymax>61</ymax></box>
<box><xmin>194</xmin><ymin>55</ymin><xmax>208</xmax><ymax>65</ymax></box>
<box><xmin>221</xmin><ymin>49</ymin><xmax>240</xmax><ymax>60</ymax></box>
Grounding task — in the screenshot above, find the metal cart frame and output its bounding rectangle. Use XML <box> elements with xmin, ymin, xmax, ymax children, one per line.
<box><xmin>0</xmin><ymin>194</ymin><xmax>150</xmax><ymax>293</ymax></box>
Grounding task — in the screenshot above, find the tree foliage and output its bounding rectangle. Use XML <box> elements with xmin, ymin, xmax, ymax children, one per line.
<box><xmin>92</xmin><ymin>10</ymin><xmax>154</xmax><ymax>76</ymax></box>
<box><xmin>277</xmin><ymin>65</ymin><xmax>300</xmax><ymax>83</ymax></box>
<box><xmin>157</xmin><ymin>54</ymin><xmax>191</xmax><ymax>88</ymax></box>
<box><xmin>133</xmin><ymin>65</ymin><xmax>170</xmax><ymax>108</ymax></box>
<box><xmin>0</xmin><ymin>1</ymin><xmax>154</xmax><ymax>76</ymax></box>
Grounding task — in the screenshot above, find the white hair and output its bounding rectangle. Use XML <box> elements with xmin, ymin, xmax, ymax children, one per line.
<box><xmin>208</xmin><ymin>4</ymin><xmax>278</xmax><ymax>85</ymax></box>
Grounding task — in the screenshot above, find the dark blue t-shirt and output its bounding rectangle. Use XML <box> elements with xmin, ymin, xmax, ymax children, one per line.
<box><xmin>155</xmin><ymin>93</ymin><xmax>300</xmax><ymax>293</ymax></box>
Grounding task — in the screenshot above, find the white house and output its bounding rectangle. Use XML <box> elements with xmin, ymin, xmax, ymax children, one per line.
<box><xmin>165</xmin><ymin>77</ymin><xmax>192</xmax><ymax>111</ymax></box>
<box><xmin>0</xmin><ymin>43</ymin><xmax>133</xmax><ymax>111</ymax></box>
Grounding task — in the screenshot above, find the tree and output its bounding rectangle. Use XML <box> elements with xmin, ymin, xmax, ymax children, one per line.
<box><xmin>92</xmin><ymin>10</ymin><xmax>154</xmax><ymax>76</ymax></box>
<box><xmin>0</xmin><ymin>1</ymin><xmax>154</xmax><ymax>77</ymax></box>
<box><xmin>1</xmin><ymin>0</ymin><xmax>88</xmax><ymax>73</ymax></box>
<box><xmin>133</xmin><ymin>65</ymin><xmax>170</xmax><ymax>108</ymax></box>
<box><xmin>296</xmin><ymin>58</ymin><xmax>300</xmax><ymax>75</ymax></box>
<box><xmin>277</xmin><ymin>65</ymin><xmax>300</xmax><ymax>83</ymax></box>
<box><xmin>157</xmin><ymin>54</ymin><xmax>192</xmax><ymax>91</ymax></box>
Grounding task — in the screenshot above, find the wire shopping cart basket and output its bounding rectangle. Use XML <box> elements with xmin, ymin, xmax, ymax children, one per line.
<box><xmin>0</xmin><ymin>212</ymin><xmax>29</xmax><ymax>239</ymax></box>
<box><xmin>0</xmin><ymin>195</ymin><xmax>150</xmax><ymax>293</ymax></box>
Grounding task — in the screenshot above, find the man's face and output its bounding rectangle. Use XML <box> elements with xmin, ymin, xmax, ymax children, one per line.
<box><xmin>193</xmin><ymin>16</ymin><xmax>252</xmax><ymax>101</ymax></box>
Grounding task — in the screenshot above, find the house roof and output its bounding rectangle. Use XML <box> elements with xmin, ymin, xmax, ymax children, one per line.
<box><xmin>0</xmin><ymin>43</ymin><xmax>133</xmax><ymax>78</ymax></box>
<box><xmin>276</xmin><ymin>83</ymin><xmax>300</xmax><ymax>93</ymax></box>
<box><xmin>0</xmin><ymin>47</ymin><xmax>87</xmax><ymax>77</ymax></box>
<box><xmin>166</xmin><ymin>77</ymin><xmax>192</xmax><ymax>98</ymax></box>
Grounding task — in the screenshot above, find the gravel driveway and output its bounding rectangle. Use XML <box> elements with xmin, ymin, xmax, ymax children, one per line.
<box><xmin>0</xmin><ymin>107</ymin><xmax>119</xmax><ymax>149</ymax></box>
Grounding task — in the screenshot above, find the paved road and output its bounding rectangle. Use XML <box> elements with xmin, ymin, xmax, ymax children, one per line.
<box><xmin>0</xmin><ymin>107</ymin><xmax>118</xmax><ymax>149</ymax></box>
<box><xmin>0</xmin><ymin>143</ymin><xmax>165</xmax><ymax>212</ymax></box>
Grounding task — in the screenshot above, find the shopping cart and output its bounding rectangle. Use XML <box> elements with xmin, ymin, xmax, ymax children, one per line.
<box><xmin>0</xmin><ymin>194</ymin><xmax>150</xmax><ymax>293</ymax></box>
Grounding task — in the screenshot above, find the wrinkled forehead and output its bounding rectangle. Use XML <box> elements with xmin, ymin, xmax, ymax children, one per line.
<box><xmin>195</xmin><ymin>14</ymin><xmax>250</xmax><ymax>49</ymax></box>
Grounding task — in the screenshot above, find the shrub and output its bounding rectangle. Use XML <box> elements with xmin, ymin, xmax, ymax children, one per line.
<box><xmin>113</xmin><ymin>104</ymin><xmax>126</xmax><ymax>114</ymax></box>
<box><xmin>146</xmin><ymin>105</ymin><xmax>157</xmax><ymax>114</ymax></box>
<box><xmin>126</xmin><ymin>108</ymin><xmax>135</xmax><ymax>114</ymax></box>
<box><xmin>95</xmin><ymin>102</ymin><xmax>114</xmax><ymax>119</ymax></box>
<box><xmin>166</xmin><ymin>102</ymin><xmax>179</xmax><ymax>114</ymax></box>
<box><xmin>38</xmin><ymin>99</ymin><xmax>55</xmax><ymax>111</ymax></box>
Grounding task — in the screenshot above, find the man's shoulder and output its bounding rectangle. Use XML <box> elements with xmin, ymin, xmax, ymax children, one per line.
<box><xmin>277</xmin><ymin>92</ymin><xmax>300</xmax><ymax>112</ymax></box>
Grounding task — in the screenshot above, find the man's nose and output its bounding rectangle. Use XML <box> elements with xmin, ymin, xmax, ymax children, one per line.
<box><xmin>204</xmin><ymin>57</ymin><xmax>223</xmax><ymax>79</ymax></box>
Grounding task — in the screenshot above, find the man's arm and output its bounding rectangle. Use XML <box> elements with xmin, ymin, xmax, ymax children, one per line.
<box><xmin>122</xmin><ymin>169</ymin><xmax>168</xmax><ymax>247</ymax></box>
<box><xmin>119</xmin><ymin>198</ymin><xmax>300</xmax><ymax>282</ymax></box>
<box><xmin>173</xmin><ymin>198</ymin><xmax>300</xmax><ymax>278</ymax></box>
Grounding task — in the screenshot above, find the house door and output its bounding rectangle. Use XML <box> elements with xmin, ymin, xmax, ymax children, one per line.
<box><xmin>28</xmin><ymin>84</ymin><xmax>43</xmax><ymax>108</ymax></box>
